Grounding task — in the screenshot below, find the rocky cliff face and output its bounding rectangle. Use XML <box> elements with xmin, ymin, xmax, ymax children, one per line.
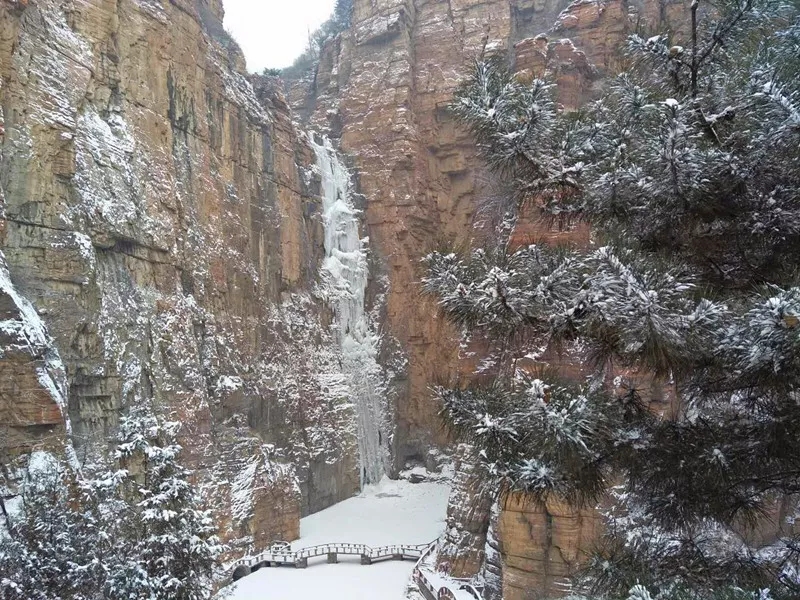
<box><xmin>0</xmin><ymin>0</ymin><xmax>378</xmax><ymax>558</ymax></box>
<box><xmin>0</xmin><ymin>0</ymin><xmax>694</xmax><ymax>590</ymax></box>
<box><xmin>289</xmin><ymin>0</ymin><xmax>688</xmax><ymax>467</ymax></box>
<box><xmin>286</xmin><ymin>0</ymin><xmax>689</xmax><ymax>596</ymax></box>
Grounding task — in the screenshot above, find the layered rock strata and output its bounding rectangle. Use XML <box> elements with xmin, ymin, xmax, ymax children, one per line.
<box><xmin>286</xmin><ymin>0</ymin><xmax>690</xmax><ymax>596</ymax></box>
<box><xmin>0</xmin><ymin>0</ymin><xmax>373</xmax><ymax>558</ymax></box>
<box><xmin>289</xmin><ymin>0</ymin><xmax>688</xmax><ymax>467</ymax></box>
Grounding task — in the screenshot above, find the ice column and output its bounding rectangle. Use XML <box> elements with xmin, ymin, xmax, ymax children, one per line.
<box><xmin>311</xmin><ymin>136</ymin><xmax>388</xmax><ymax>486</ymax></box>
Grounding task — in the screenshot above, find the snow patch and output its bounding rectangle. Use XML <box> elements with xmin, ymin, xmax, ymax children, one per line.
<box><xmin>221</xmin><ymin>478</ymin><xmax>451</xmax><ymax>600</ymax></box>
<box><xmin>216</xmin><ymin>375</ymin><xmax>244</xmax><ymax>393</ymax></box>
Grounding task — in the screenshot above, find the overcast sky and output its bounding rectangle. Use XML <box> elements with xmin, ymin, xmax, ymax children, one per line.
<box><xmin>224</xmin><ymin>0</ymin><xmax>337</xmax><ymax>71</ymax></box>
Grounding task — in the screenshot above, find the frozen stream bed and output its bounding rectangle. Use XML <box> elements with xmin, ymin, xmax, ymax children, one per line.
<box><xmin>221</xmin><ymin>477</ymin><xmax>452</xmax><ymax>600</ymax></box>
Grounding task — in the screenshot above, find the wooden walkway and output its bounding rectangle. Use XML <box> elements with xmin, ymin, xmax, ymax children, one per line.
<box><xmin>231</xmin><ymin>541</ymin><xmax>432</xmax><ymax>578</ymax></box>
<box><xmin>230</xmin><ymin>541</ymin><xmax>483</xmax><ymax>599</ymax></box>
<box><xmin>412</xmin><ymin>543</ymin><xmax>483</xmax><ymax>600</ymax></box>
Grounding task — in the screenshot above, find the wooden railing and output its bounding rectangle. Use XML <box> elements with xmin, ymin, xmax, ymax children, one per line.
<box><xmin>412</xmin><ymin>543</ymin><xmax>483</xmax><ymax>600</ymax></box>
<box><xmin>233</xmin><ymin>541</ymin><xmax>431</xmax><ymax>569</ymax></box>
<box><xmin>230</xmin><ymin>541</ymin><xmax>433</xmax><ymax>580</ymax></box>
<box><xmin>231</xmin><ymin>539</ymin><xmax>484</xmax><ymax>600</ymax></box>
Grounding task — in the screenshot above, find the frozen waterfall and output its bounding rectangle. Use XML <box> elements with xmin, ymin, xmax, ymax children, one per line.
<box><xmin>311</xmin><ymin>136</ymin><xmax>388</xmax><ymax>487</ymax></box>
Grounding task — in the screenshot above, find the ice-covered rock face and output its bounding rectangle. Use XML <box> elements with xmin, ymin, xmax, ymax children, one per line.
<box><xmin>311</xmin><ymin>136</ymin><xmax>389</xmax><ymax>487</ymax></box>
<box><xmin>0</xmin><ymin>249</ymin><xmax>73</xmax><ymax>464</ymax></box>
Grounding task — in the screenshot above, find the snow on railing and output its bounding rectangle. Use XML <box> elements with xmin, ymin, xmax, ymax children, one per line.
<box><xmin>231</xmin><ymin>539</ymin><xmax>484</xmax><ymax>599</ymax></box>
<box><xmin>234</xmin><ymin>541</ymin><xmax>432</xmax><ymax>568</ymax></box>
<box><xmin>412</xmin><ymin>543</ymin><xmax>483</xmax><ymax>600</ymax></box>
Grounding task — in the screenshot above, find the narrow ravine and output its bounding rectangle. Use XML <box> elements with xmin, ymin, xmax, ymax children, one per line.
<box><xmin>310</xmin><ymin>136</ymin><xmax>388</xmax><ymax>486</ymax></box>
<box><xmin>218</xmin><ymin>141</ymin><xmax>448</xmax><ymax>600</ymax></box>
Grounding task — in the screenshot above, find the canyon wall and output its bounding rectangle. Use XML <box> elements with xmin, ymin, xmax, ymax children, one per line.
<box><xmin>286</xmin><ymin>0</ymin><xmax>690</xmax><ymax>596</ymax></box>
<box><xmin>0</xmin><ymin>0</ymin><xmax>695</xmax><ymax>591</ymax></box>
<box><xmin>288</xmin><ymin>0</ymin><xmax>690</xmax><ymax>471</ymax></box>
<box><xmin>0</xmin><ymin>0</ymin><xmax>376</xmax><ymax>558</ymax></box>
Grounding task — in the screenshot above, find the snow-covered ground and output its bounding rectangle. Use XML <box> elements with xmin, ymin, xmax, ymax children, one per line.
<box><xmin>221</xmin><ymin>477</ymin><xmax>451</xmax><ymax>600</ymax></box>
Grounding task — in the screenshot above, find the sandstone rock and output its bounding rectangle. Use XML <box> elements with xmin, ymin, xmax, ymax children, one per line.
<box><xmin>286</xmin><ymin>0</ymin><xmax>692</xmax><ymax>595</ymax></box>
<box><xmin>0</xmin><ymin>0</ymin><xmax>363</xmax><ymax>560</ymax></box>
<box><xmin>437</xmin><ymin>444</ymin><xmax>494</xmax><ymax>578</ymax></box>
<box><xmin>294</xmin><ymin>0</ymin><xmax>517</xmax><ymax>474</ymax></box>
<box><xmin>497</xmin><ymin>491</ymin><xmax>604</xmax><ymax>599</ymax></box>
<box><xmin>0</xmin><ymin>250</ymin><xmax>69</xmax><ymax>459</ymax></box>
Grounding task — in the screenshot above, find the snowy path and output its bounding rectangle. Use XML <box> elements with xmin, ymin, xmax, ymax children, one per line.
<box><xmin>221</xmin><ymin>478</ymin><xmax>451</xmax><ymax>600</ymax></box>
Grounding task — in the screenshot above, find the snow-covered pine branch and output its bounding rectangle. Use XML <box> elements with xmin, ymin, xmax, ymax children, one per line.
<box><xmin>430</xmin><ymin>1</ymin><xmax>800</xmax><ymax>597</ymax></box>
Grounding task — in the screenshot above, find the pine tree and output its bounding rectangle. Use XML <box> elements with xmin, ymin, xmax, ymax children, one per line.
<box><xmin>0</xmin><ymin>453</ymin><xmax>109</xmax><ymax>600</ymax></box>
<box><xmin>0</xmin><ymin>414</ymin><xmax>222</xmax><ymax>600</ymax></box>
<box><xmin>334</xmin><ymin>0</ymin><xmax>354</xmax><ymax>28</ymax></box>
<box><xmin>106</xmin><ymin>412</ymin><xmax>223</xmax><ymax>600</ymax></box>
<box><xmin>425</xmin><ymin>0</ymin><xmax>800</xmax><ymax>597</ymax></box>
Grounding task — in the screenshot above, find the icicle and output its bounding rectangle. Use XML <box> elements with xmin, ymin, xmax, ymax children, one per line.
<box><xmin>311</xmin><ymin>135</ymin><xmax>387</xmax><ymax>487</ymax></box>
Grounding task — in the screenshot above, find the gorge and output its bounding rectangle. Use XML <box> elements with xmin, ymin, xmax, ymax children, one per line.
<box><xmin>0</xmin><ymin>0</ymin><xmax>762</xmax><ymax>599</ymax></box>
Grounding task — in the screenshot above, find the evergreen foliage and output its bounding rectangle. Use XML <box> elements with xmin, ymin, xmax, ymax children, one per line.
<box><xmin>334</xmin><ymin>0</ymin><xmax>354</xmax><ymax>28</ymax></box>
<box><xmin>426</xmin><ymin>0</ymin><xmax>800</xmax><ymax>597</ymax></box>
<box><xmin>106</xmin><ymin>413</ymin><xmax>223</xmax><ymax>600</ymax></box>
<box><xmin>0</xmin><ymin>454</ymin><xmax>109</xmax><ymax>600</ymax></box>
<box><xmin>0</xmin><ymin>412</ymin><xmax>222</xmax><ymax>600</ymax></box>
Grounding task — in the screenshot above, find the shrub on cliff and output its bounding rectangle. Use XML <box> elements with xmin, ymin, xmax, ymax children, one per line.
<box><xmin>282</xmin><ymin>0</ymin><xmax>354</xmax><ymax>80</ymax></box>
<box><xmin>425</xmin><ymin>0</ymin><xmax>800</xmax><ymax>597</ymax></box>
